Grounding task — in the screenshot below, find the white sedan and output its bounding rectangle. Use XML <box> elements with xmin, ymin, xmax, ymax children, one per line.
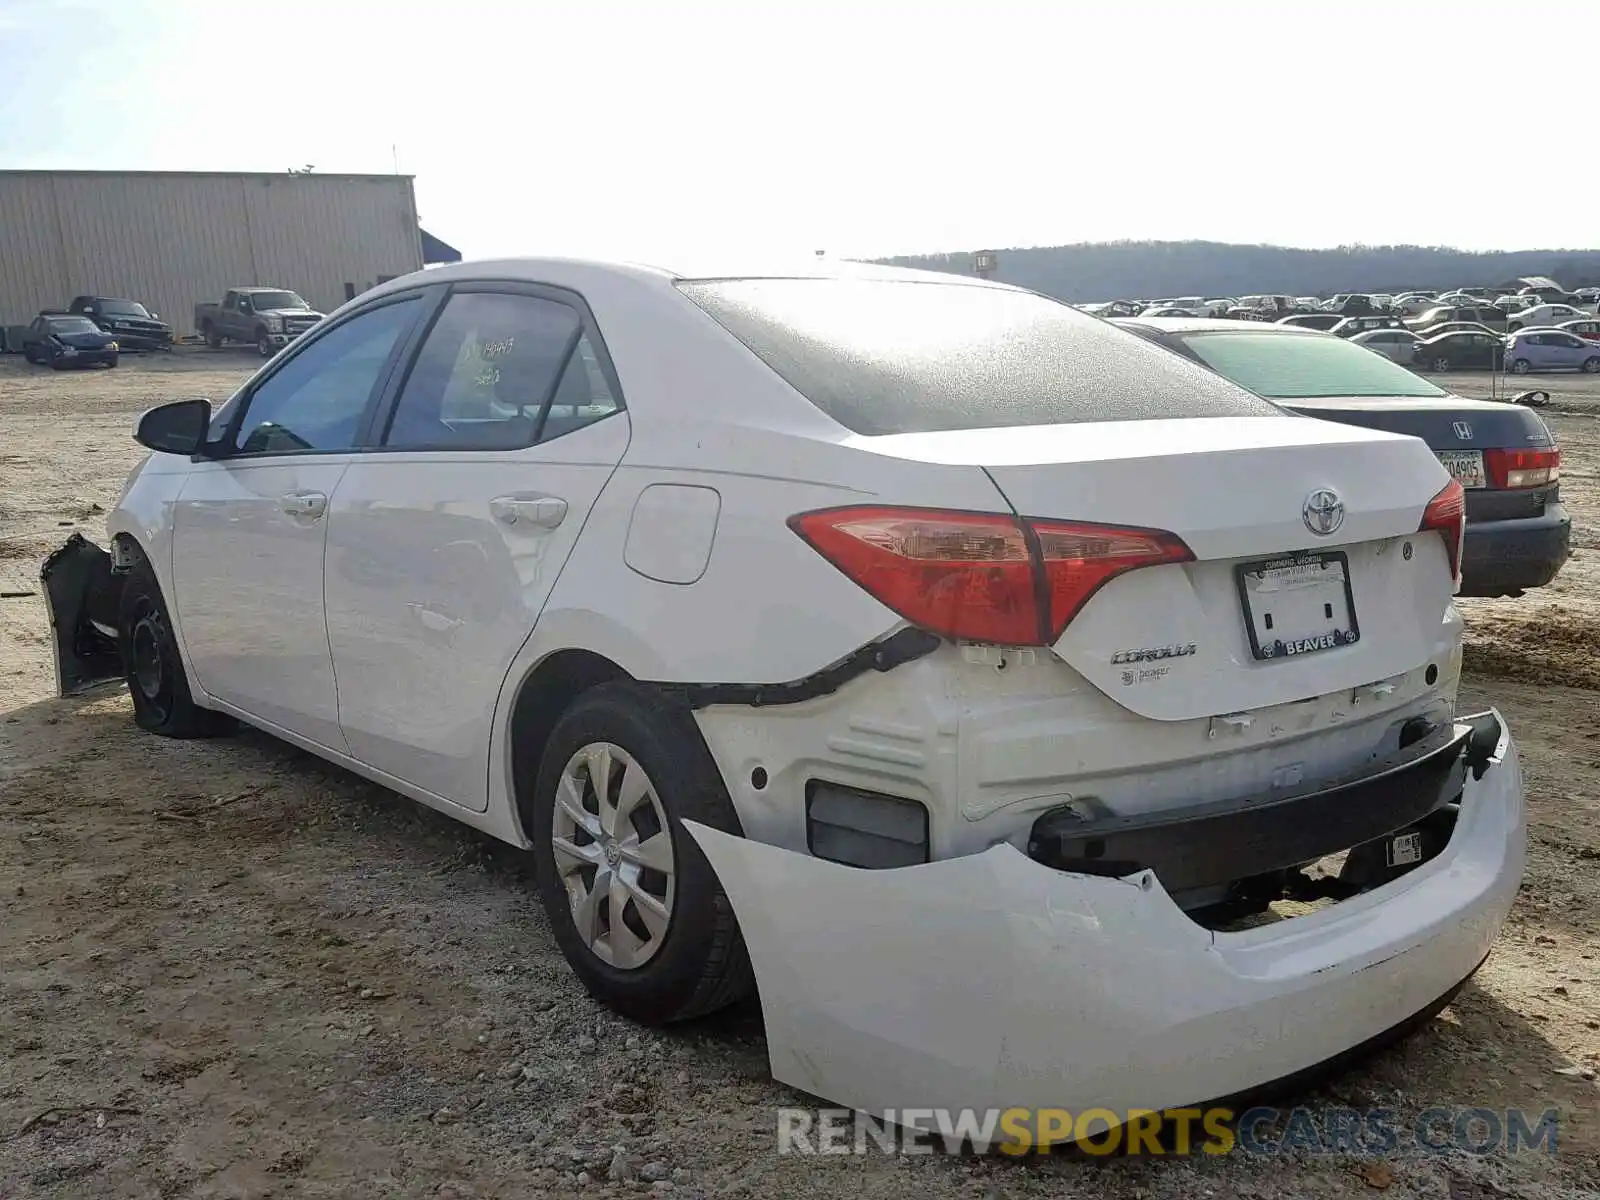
<box><xmin>1505</xmin><ymin>303</ymin><xmax>1588</xmax><ymax>332</ymax></box>
<box><xmin>43</xmin><ymin>257</ymin><xmax>1525</xmax><ymax>1125</ymax></box>
<box><xmin>1350</xmin><ymin>327</ymin><xmax>1422</xmax><ymax>364</ymax></box>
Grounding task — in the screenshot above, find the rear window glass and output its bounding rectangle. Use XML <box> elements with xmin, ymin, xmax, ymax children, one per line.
<box><xmin>1172</xmin><ymin>331</ymin><xmax>1449</xmax><ymax>400</ymax></box>
<box><xmin>676</xmin><ymin>279</ymin><xmax>1281</xmax><ymax>435</ymax></box>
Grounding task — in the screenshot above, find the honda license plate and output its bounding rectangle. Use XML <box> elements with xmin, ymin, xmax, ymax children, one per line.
<box><xmin>1437</xmin><ymin>450</ymin><xmax>1486</xmax><ymax>489</ymax></box>
<box><xmin>1236</xmin><ymin>551</ymin><xmax>1361</xmax><ymax>661</ymax></box>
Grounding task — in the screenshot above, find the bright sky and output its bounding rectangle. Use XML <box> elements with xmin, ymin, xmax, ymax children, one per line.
<box><xmin>1</xmin><ymin>0</ymin><xmax>1590</xmax><ymax>262</ymax></box>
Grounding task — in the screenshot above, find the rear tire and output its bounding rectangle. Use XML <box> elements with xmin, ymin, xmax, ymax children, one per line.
<box><xmin>117</xmin><ymin>554</ymin><xmax>235</xmax><ymax>738</ymax></box>
<box><xmin>204</xmin><ymin>323</ymin><xmax>222</xmax><ymax>350</ymax></box>
<box><xmin>531</xmin><ymin>681</ymin><xmax>752</xmax><ymax>1025</ymax></box>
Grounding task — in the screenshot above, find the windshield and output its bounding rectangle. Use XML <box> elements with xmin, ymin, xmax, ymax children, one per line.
<box><xmin>1171</xmin><ymin>330</ymin><xmax>1450</xmax><ymax>399</ymax></box>
<box><xmin>249</xmin><ymin>291</ymin><xmax>308</xmax><ymax>310</ymax></box>
<box><xmin>97</xmin><ymin>299</ymin><xmax>150</xmax><ymax>317</ymax></box>
<box><xmin>48</xmin><ymin>317</ymin><xmax>100</xmax><ymax>335</ymax></box>
<box><xmin>677</xmin><ymin>279</ymin><xmax>1279</xmax><ymax>435</ymax></box>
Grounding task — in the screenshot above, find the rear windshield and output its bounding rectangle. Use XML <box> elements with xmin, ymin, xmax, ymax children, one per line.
<box><xmin>1170</xmin><ymin>330</ymin><xmax>1449</xmax><ymax>400</ymax></box>
<box><xmin>676</xmin><ymin>279</ymin><xmax>1280</xmax><ymax>435</ymax></box>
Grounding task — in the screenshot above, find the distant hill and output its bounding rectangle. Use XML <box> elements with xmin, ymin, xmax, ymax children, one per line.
<box><xmin>874</xmin><ymin>241</ymin><xmax>1600</xmax><ymax>301</ymax></box>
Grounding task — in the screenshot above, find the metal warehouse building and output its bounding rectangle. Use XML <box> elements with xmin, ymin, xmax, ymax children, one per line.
<box><xmin>0</xmin><ymin>169</ymin><xmax>460</xmax><ymax>337</ymax></box>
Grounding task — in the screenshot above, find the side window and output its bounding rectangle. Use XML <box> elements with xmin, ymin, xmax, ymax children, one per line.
<box><xmin>232</xmin><ymin>298</ymin><xmax>417</xmax><ymax>454</ymax></box>
<box><xmin>382</xmin><ymin>291</ymin><xmax>620</xmax><ymax>451</ymax></box>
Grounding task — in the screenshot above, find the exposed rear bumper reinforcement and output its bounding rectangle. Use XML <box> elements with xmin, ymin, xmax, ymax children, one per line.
<box><xmin>685</xmin><ymin>710</ymin><xmax>1525</xmax><ymax>1124</ymax></box>
<box><xmin>41</xmin><ymin>533</ymin><xmax>125</xmax><ymax>697</ymax></box>
<box><xmin>1025</xmin><ymin>716</ymin><xmax>1486</xmax><ymax>895</ymax></box>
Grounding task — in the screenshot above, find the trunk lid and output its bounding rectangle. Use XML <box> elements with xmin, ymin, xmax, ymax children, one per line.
<box><xmin>1281</xmin><ymin>396</ymin><xmax>1557</xmax><ymax>519</ymax></box>
<box><xmin>862</xmin><ymin>415</ymin><xmax>1457</xmax><ymax>721</ymax></box>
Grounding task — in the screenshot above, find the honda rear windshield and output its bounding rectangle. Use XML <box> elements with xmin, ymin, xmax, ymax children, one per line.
<box><xmin>1171</xmin><ymin>331</ymin><xmax>1450</xmax><ymax>399</ymax></box>
<box><xmin>676</xmin><ymin>279</ymin><xmax>1280</xmax><ymax>435</ymax></box>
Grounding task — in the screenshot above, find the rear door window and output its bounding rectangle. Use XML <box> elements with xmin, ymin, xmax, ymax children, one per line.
<box><xmin>677</xmin><ymin>278</ymin><xmax>1278</xmax><ymax>435</ymax></box>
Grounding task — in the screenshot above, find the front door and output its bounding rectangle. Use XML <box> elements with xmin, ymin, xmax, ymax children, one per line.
<box><xmin>170</xmin><ymin>295</ymin><xmax>423</xmax><ymax>748</ymax></box>
<box><xmin>323</xmin><ymin>286</ymin><xmax>629</xmax><ymax>811</ymax></box>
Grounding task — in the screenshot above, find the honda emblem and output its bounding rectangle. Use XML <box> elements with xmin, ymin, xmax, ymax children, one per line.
<box><xmin>1452</xmin><ymin>421</ymin><xmax>1473</xmax><ymax>440</ymax></box>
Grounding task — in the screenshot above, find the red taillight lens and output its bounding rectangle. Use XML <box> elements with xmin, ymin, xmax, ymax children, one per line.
<box><xmin>1419</xmin><ymin>479</ymin><xmax>1465</xmax><ymax>585</ymax></box>
<box><xmin>788</xmin><ymin>506</ymin><xmax>1193</xmax><ymax>646</ymax></box>
<box><xmin>1484</xmin><ymin>447</ymin><xmax>1560</xmax><ymax>489</ymax></box>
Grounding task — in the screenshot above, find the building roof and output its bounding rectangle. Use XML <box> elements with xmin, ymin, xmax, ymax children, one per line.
<box><xmin>0</xmin><ymin>168</ymin><xmax>414</xmax><ymax>183</ymax></box>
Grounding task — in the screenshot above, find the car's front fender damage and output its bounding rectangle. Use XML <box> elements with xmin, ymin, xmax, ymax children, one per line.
<box><xmin>41</xmin><ymin>533</ymin><xmax>125</xmax><ymax>696</ymax></box>
<box><xmin>683</xmin><ymin>711</ymin><xmax>1524</xmax><ymax>1130</ymax></box>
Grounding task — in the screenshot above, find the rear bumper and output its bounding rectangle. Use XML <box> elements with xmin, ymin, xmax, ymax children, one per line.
<box><xmin>1460</xmin><ymin>503</ymin><xmax>1571</xmax><ymax>596</ymax></box>
<box><xmin>686</xmin><ymin>711</ymin><xmax>1524</xmax><ymax>1119</ymax></box>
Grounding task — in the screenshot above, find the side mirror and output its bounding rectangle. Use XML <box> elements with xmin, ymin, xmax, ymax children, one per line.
<box><xmin>1510</xmin><ymin>390</ymin><xmax>1551</xmax><ymax>408</ymax></box>
<box><xmin>135</xmin><ymin>398</ymin><xmax>212</xmax><ymax>455</ymax></box>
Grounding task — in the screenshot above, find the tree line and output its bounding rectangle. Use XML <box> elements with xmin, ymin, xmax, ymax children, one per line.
<box><xmin>874</xmin><ymin>241</ymin><xmax>1600</xmax><ymax>301</ymax></box>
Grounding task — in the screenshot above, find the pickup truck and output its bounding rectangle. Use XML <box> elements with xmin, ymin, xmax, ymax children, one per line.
<box><xmin>69</xmin><ymin>295</ymin><xmax>174</xmax><ymax>351</ymax></box>
<box><xmin>194</xmin><ymin>287</ymin><xmax>325</xmax><ymax>357</ymax></box>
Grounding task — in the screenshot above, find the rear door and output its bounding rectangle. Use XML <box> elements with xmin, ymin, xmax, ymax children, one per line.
<box><xmin>323</xmin><ymin>283</ymin><xmax>629</xmax><ymax>811</ymax></box>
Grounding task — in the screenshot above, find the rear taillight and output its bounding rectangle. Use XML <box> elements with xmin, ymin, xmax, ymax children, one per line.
<box><xmin>788</xmin><ymin>506</ymin><xmax>1193</xmax><ymax>646</ymax></box>
<box><xmin>1419</xmin><ymin>479</ymin><xmax>1465</xmax><ymax>586</ymax></box>
<box><xmin>1484</xmin><ymin>447</ymin><xmax>1560</xmax><ymax>489</ymax></box>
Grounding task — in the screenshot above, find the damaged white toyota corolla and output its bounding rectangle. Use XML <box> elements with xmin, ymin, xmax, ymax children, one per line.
<box><xmin>43</xmin><ymin>258</ymin><xmax>1524</xmax><ymax>1123</ymax></box>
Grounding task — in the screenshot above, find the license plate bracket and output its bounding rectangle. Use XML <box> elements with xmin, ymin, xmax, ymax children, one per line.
<box><xmin>1236</xmin><ymin>550</ymin><xmax>1361</xmax><ymax>662</ymax></box>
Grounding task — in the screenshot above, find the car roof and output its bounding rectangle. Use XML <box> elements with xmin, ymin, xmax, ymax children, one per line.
<box><xmin>355</xmin><ymin>256</ymin><xmax>1017</xmax><ymax>313</ymax></box>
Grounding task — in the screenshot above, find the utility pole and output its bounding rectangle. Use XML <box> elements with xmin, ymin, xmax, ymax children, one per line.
<box><xmin>973</xmin><ymin>250</ymin><xmax>998</xmax><ymax>280</ymax></box>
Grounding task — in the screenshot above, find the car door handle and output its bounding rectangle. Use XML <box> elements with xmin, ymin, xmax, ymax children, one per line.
<box><xmin>489</xmin><ymin>495</ymin><xmax>567</xmax><ymax>529</ymax></box>
<box><xmin>279</xmin><ymin>491</ymin><xmax>328</xmax><ymax>519</ymax></box>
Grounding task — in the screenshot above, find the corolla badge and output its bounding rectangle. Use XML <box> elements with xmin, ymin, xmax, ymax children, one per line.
<box><xmin>1302</xmin><ymin>488</ymin><xmax>1345</xmax><ymax>537</ymax></box>
<box><xmin>1452</xmin><ymin>420</ymin><xmax>1473</xmax><ymax>440</ymax></box>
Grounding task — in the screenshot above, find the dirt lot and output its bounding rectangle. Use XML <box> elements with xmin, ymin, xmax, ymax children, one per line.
<box><xmin>1</xmin><ymin>353</ymin><xmax>1597</xmax><ymax>1199</ymax></box>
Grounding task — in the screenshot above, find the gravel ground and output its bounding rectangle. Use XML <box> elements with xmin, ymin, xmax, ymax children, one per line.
<box><xmin>0</xmin><ymin>351</ymin><xmax>1596</xmax><ymax>1199</ymax></box>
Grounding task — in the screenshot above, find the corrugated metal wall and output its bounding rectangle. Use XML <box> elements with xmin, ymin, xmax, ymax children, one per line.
<box><xmin>0</xmin><ymin>172</ymin><xmax>425</xmax><ymax>334</ymax></box>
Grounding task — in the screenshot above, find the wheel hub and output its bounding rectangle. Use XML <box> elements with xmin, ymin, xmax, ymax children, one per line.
<box><xmin>550</xmin><ymin>742</ymin><xmax>677</xmax><ymax>970</ymax></box>
<box><xmin>131</xmin><ymin>617</ymin><xmax>163</xmax><ymax>699</ymax></box>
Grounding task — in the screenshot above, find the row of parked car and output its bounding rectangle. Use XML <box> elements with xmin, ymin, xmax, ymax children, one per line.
<box><xmin>10</xmin><ymin>285</ymin><xmax>329</xmax><ymax>369</ymax></box>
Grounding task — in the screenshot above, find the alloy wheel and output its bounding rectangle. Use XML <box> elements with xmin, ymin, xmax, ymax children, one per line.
<box><xmin>551</xmin><ymin>742</ymin><xmax>676</xmax><ymax>969</ymax></box>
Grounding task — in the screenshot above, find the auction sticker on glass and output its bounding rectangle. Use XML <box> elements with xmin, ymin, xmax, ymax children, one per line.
<box><xmin>1436</xmin><ymin>450</ymin><xmax>1486</xmax><ymax>489</ymax></box>
<box><xmin>1236</xmin><ymin>551</ymin><xmax>1360</xmax><ymax>661</ymax></box>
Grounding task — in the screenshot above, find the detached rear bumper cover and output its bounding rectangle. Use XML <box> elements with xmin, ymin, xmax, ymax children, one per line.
<box><xmin>685</xmin><ymin>713</ymin><xmax>1524</xmax><ymax>1116</ymax></box>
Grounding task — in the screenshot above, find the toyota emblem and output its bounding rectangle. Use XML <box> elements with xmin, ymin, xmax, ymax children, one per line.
<box><xmin>1303</xmin><ymin>488</ymin><xmax>1345</xmax><ymax>537</ymax></box>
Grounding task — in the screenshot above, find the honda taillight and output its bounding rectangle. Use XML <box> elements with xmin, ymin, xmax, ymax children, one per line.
<box><xmin>788</xmin><ymin>506</ymin><xmax>1193</xmax><ymax>646</ymax></box>
<box><xmin>1484</xmin><ymin>447</ymin><xmax>1560</xmax><ymax>489</ymax></box>
<box><xmin>1419</xmin><ymin>479</ymin><xmax>1465</xmax><ymax>585</ymax></box>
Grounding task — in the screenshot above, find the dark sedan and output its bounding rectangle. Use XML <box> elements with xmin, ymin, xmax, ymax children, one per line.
<box><xmin>1415</xmin><ymin>330</ymin><xmax>1506</xmax><ymax>373</ymax></box>
<box><xmin>1412</xmin><ymin>320</ymin><xmax>1506</xmax><ymax>341</ymax></box>
<box><xmin>20</xmin><ymin>314</ymin><xmax>120</xmax><ymax>369</ymax></box>
<box><xmin>1113</xmin><ymin>317</ymin><xmax>1568</xmax><ymax>598</ymax></box>
<box><xmin>68</xmin><ymin>295</ymin><xmax>174</xmax><ymax>351</ymax></box>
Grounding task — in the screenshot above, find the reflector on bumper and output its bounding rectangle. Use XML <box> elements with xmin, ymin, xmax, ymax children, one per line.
<box><xmin>40</xmin><ymin>533</ymin><xmax>125</xmax><ymax>697</ymax></box>
<box><xmin>684</xmin><ymin>714</ymin><xmax>1524</xmax><ymax>1120</ymax></box>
